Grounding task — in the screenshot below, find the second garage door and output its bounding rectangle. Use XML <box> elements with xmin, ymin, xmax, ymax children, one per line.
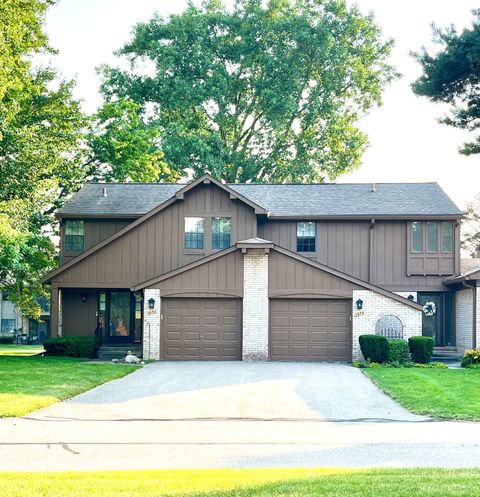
<box><xmin>270</xmin><ymin>299</ymin><xmax>351</xmax><ymax>361</ymax></box>
<box><xmin>162</xmin><ymin>298</ymin><xmax>242</xmax><ymax>360</ymax></box>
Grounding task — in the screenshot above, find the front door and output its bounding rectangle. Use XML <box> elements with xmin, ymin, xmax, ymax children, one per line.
<box><xmin>418</xmin><ymin>293</ymin><xmax>455</xmax><ymax>347</ymax></box>
<box><xmin>98</xmin><ymin>291</ymin><xmax>142</xmax><ymax>344</ymax></box>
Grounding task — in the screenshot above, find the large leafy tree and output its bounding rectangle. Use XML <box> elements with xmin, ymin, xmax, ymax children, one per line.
<box><xmin>0</xmin><ymin>0</ymin><xmax>87</xmax><ymax>318</ymax></box>
<box><xmin>413</xmin><ymin>10</ymin><xmax>480</xmax><ymax>155</ymax></box>
<box><xmin>462</xmin><ymin>193</ymin><xmax>480</xmax><ymax>258</ymax></box>
<box><xmin>100</xmin><ymin>0</ymin><xmax>396</xmax><ymax>183</ymax></box>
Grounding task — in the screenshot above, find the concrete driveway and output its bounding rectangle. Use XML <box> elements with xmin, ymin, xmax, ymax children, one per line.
<box><xmin>1</xmin><ymin>362</ymin><xmax>480</xmax><ymax>470</ymax></box>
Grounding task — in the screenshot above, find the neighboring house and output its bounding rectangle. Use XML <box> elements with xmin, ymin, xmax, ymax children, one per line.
<box><xmin>41</xmin><ymin>174</ymin><xmax>476</xmax><ymax>361</ymax></box>
<box><xmin>0</xmin><ymin>291</ymin><xmax>50</xmax><ymax>343</ymax></box>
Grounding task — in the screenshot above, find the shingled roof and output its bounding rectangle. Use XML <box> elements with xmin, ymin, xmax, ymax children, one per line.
<box><xmin>57</xmin><ymin>181</ymin><xmax>463</xmax><ymax>218</ymax></box>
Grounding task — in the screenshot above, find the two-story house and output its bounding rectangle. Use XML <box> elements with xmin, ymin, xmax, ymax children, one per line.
<box><xmin>42</xmin><ymin>174</ymin><xmax>478</xmax><ymax>361</ymax></box>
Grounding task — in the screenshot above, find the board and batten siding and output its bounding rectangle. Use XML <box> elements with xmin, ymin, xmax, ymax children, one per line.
<box><xmin>52</xmin><ymin>184</ymin><xmax>257</xmax><ymax>287</ymax></box>
<box><xmin>260</xmin><ymin>219</ymin><xmax>456</xmax><ymax>291</ymax></box>
<box><xmin>268</xmin><ymin>250</ymin><xmax>362</xmax><ymax>298</ymax></box>
<box><xmin>152</xmin><ymin>250</ymin><xmax>244</xmax><ymax>298</ymax></box>
<box><xmin>61</xmin><ymin>288</ymin><xmax>98</xmax><ymax>336</ymax></box>
<box><xmin>61</xmin><ymin>219</ymin><xmax>133</xmax><ymax>264</ymax></box>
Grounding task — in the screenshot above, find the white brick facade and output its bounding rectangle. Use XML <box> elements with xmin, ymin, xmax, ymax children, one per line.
<box><xmin>455</xmin><ymin>287</ymin><xmax>480</xmax><ymax>353</ymax></box>
<box><xmin>142</xmin><ymin>288</ymin><xmax>161</xmax><ymax>360</ymax></box>
<box><xmin>242</xmin><ymin>249</ymin><xmax>269</xmax><ymax>360</ymax></box>
<box><xmin>352</xmin><ymin>289</ymin><xmax>422</xmax><ymax>361</ymax></box>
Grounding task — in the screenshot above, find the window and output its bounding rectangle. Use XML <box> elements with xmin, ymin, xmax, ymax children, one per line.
<box><xmin>65</xmin><ymin>220</ymin><xmax>85</xmax><ymax>251</ymax></box>
<box><xmin>212</xmin><ymin>217</ymin><xmax>231</xmax><ymax>249</ymax></box>
<box><xmin>375</xmin><ymin>315</ymin><xmax>403</xmax><ymax>339</ymax></box>
<box><xmin>411</xmin><ymin>222</ymin><xmax>423</xmax><ymax>252</ymax></box>
<box><xmin>185</xmin><ymin>217</ymin><xmax>204</xmax><ymax>249</ymax></box>
<box><xmin>442</xmin><ymin>222</ymin><xmax>454</xmax><ymax>252</ymax></box>
<box><xmin>297</xmin><ymin>222</ymin><xmax>316</xmax><ymax>252</ymax></box>
<box><xmin>1</xmin><ymin>319</ymin><xmax>16</xmax><ymax>334</ymax></box>
<box><xmin>427</xmin><ymin>222</ymin><xmax>438</xmax><ymax>252</ymax></box>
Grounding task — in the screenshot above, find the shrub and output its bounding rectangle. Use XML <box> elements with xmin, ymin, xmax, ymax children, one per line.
<box><xmin>408</xmin><ymin>336</ymin><xmax>435</xmax><ymax>364</ymax></box>
<box><xmin>387</xmin><ymin>339</ymin><xmax>411</xmax><ymax>364</ymax></box>
<box><xmin>43</xmin><ymin>337</ymin><xmax>98</xmax><ymax>358</ymax></box>
<box><xmin>358</xmin><ymin>335</ymin><xmax>388</xmax><ymax>362</ymax></box>
<box><xmin>461</xmin><ymin>348</ymin><xmax>480</xmax><ymax>368</ymax></box>
<box><xmin>415</xmin><ymin>362</ymin><xmax>448</xmax><ymax>369</ymax></box>
<box><xmin>0</xmin><ymin>335</ymin><xmax>14</xmax><ymax>344</ymax></box>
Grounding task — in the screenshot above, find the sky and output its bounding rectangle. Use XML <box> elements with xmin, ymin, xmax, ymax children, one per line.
<box><xmin>44</xmin><ymin>0</ymin><xmax>480</xmax><ymax>208</ymax></box>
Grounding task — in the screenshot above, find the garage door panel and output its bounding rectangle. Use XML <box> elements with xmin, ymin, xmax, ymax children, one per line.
<box><xmin>162</xmin><ymin>298</ymin><xmax>242</xmax><ymax>360</ymax></box>
<box><xmin>270</xmin><ymin>299</ymin><xmax>351</xmax><ymax>361</ymax></box>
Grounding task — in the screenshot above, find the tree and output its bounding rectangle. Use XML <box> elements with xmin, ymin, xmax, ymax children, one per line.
<box><xmin>0</xmin><ymin>0</ymin><xmax>88</xmax><ymax>318</ymax></box>
<box><xmin>86</xmin><ymin>99</ymin><xmax>176</xmax><ymax>183</ymax></box>
<box><xmin>463</xmin><ymin>193</ymin><xmax>480</xmax><ymax>258</ymax></box>
<box><xmin>412</xmin><ymin>10</ymin><xmax>480</xmax><ymax>155</ymax></box>
<box><xmin>100</xmin><ymin>0</ymin><xmax>396</xmax><ymax>183</ymax></box>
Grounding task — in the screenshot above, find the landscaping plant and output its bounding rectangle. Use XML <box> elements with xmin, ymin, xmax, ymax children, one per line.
<box><xmin>386</xmin><ymin>339</ymin><xmax>411</xmax><ymax>365</ymax></box>
<box><xmin>408</xmin><ymin>336</ymin><xmax>435</xmax><ymax>363</ymax></box>
<box><xmin>358</xmin><ymin>335</ymin><xmax>388</xmax><ymax>362</ymax></box>
<box><xmin>461</xmin><ymin>348</ymin><xmax>480</xmax><ymax>367</ymax></box>
<box><xmin>43</xmin><ymin>337</ymin><xmax>98</xmax><ymax>358</ymax></box>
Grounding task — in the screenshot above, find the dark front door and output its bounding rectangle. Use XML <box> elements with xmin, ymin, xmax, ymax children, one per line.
<box><xmin>418</xmin><ymin>293</ymin><xmax>455</xmax><ymax>347</ymax></box>
<box><xmin>98</xmin><ymin>291</ymin><xmax>142</xmax><ymax>344</ymax></box>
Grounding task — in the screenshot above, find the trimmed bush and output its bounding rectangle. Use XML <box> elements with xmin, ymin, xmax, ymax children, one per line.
<box><xmin>0</xmin><ymin>335</ymin><xmax>14</xmax><ymax>344</ymax></box>
<box><xmin>387</xmin><ymin>339</ymin><xmax>411</xmax><ymax>364</ymax></box>
<box><xmin>43</xmin><ymin>337</ymin><xmax>98</xmax><ymax>358</ymax></box>
<box><xmin>408</xmin><ymin>336</ymin><xmax>435</xmax><ymax>364</ymax></box>
<box><xmin>358</xmin><ymin>334</ymin><xmax>388</xmax><ymax>362</ymax></box>
<box><xmin>461</xmin><ymin>348</ymin><xmax>480</xmax><ymax>368</ymax></box>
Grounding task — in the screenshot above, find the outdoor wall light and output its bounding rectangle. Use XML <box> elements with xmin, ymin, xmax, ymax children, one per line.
<box><xmin>148</xmin><ymin>298</ymin><xmax>156</xmax><ymax>309</ymax></box>
<box><xmin>81</xmin><ymin>293</ymin><xmax>88</xmax><ymax>303</ymax></box>
<box><xmin>355</xmin><ymin>299</ymin><xmax>363</xmax><ymax>310</ymax></box>
<box><xmin>407</xmin><ymin>294</ymin><xmax>415</xmax><ymax>301</ymax></box>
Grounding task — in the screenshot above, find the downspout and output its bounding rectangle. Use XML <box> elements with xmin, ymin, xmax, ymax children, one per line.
<box><xmin>368</xmin><ymin>219</ymin><xmax>375</xmax><ymax>283</ymax></box>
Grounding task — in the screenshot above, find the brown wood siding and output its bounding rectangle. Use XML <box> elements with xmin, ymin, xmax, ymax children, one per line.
<box><xmin>61</xmin><ymin>288</ymin><xmax>98</xmax><ymax>336</ymax></box>
<box><xmin>269</xmin><ymin>251</ymin><xmax>362</xmax><ymax>298</ymax></box>
<box><xmin>259</xmin><ymin>220</ymin><xmax>371</xmax><ymax>281</ymax></box>
<box><xmin>61</xmin><ymin>219</ymin><xmax>133</xmax><ymax>264</ymax></box>
<box><xmin>52</xmin><ymin>184</ymin><xmax>256</xmax><ymax>287</ymax></box>
<box><xmin>261</xmin><ymin>219</ymin><xmax>455</xmax><ymax>290</ymax></box>
<box><xmin>155</xmin><ymin>250</ymin><xmax>244</xmax><ymax>298</ymax></box>
<box><xmin>372</xmin><ymin>221</ymin><xmax>450</xmax><ymax>289</ymax></box>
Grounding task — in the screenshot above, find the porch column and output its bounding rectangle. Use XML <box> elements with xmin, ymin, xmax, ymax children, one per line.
<box><xmin>50</xmin><ymin>287</ymin><xmax>61</xmax><ymax>338</ymax></box>
<box><xmin>242</xmin><ymin>249</ymin><xmax>269</xmax><ymax>360</ymax></box>
<box><xmin>143</xmin><ymin>288</ymin><xmax>161</xmax><ymax>360</ymax></box>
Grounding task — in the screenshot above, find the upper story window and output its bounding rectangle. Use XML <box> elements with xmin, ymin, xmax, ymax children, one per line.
<box><xmin>212</xmin><ymin>217</ymin><xmax>231</xmax><ymax>249</ymax></box>
<box><xmin>185</xmin><ymin>217</ymin><xmax>204</xmax><ymax>250</ymax></box>
<box><xmin>64</xmin><ymin>220</ymin><xmax>85</xmax><ymax>252</ymax></box>
<box><xmin>297</xmin><ymin>222</ymin><xmax>316</xmax><ymax>252</ymax></box>
<box><xmin>410</xmin><ymin>221</ymin><xmax>454</xmax><ymax>253</ymax></box>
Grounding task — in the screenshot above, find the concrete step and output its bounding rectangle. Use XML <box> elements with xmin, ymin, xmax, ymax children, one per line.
<box><xmin>98</xmin><ymin>345</ymin><xmax>142</xmax><ymax>360</ymax></box>
<box><xmin>431</xmin><ymin>349</ymin><xmax>462</xmax><ymax>363</ymax></box>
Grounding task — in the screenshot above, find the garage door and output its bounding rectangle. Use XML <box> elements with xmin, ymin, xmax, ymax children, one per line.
<box><xmin>162</xmin><ymin>298</ymin><xmax>242</xmax><ymax>360</ymax></box>
<box><xmin>270</xmin><ymin>299</ymin><xmax>351</xmax><ymax>361</ymax></box>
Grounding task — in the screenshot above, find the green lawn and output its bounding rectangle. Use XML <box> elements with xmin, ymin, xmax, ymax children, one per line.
<box><xmin>0</xmin><ymin>344</ymin><xmax>44</xmax><ymax>356</ymax></box>
<box><xmin>0</xmin><ymin>468</ymin><xmax>479</xmax><ymax>497</ymax></box>
<box><xmin>364</xmin><ymin>368</ymin><xmax>480</xmax><ymax>420</ymax></box>
<box><xmin>0</xmin><ymin>356</ymin><xmax>139</xmax><ymax>417</ymax></box>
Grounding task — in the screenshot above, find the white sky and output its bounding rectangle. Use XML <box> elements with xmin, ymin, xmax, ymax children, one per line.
<box><xmin>44</xmin><ymin>0</ymin><xmax>480</xmax><ymax>208</ymax></box>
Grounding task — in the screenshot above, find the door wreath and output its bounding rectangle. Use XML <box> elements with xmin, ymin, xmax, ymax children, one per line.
<box><xmin>422</xmin><ymin>301</ymin><xmax>436</xmax><ymax>317</ymax></box>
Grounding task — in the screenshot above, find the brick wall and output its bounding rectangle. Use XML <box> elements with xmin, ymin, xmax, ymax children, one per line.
<box><xmin>352</xmin><ymin>289</ymin><xmax>422</xmax><ymax>361</ymax></box>
<box><xmin>142</xmin><ymin>288</ymin><xmax>161</xmax><ymax>360</ymax></box>
<box><xmin>476</xmin><ymin>287</ymin><xmax>480</xmax><ymax>349</ymax></box>
<box><xmin>242</xmin><ymin>249</ymin><xmax>269</xmax><ymax>360</ymax></box>
<box><xmin>456</xmin><ymin>287</ymin><xmax>476</xmax><ymax>353</ymax></box>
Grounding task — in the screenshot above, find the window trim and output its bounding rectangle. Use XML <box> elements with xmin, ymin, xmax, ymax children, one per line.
<box><xmin>64</xmin><ymin>220</ymin><xmax>85</xmax><ymax>252</ymax></box>
<box><xmin>296</xmin><ymin>221</ymin><xmax>316</xmax><ymax>254</ymax></box>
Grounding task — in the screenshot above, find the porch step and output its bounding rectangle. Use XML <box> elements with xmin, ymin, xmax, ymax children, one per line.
<box><xmin>431</xmin><ymin>349</ymin><xmax>462</xmax><ymax>363</ymax></box>
<box><xmin>98</xmin><ymin>345</ymin><xmax>142</xmax><ymax>361</ymax></box>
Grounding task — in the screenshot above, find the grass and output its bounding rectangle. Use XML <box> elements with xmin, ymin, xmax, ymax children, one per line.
<box><xmin>0</xmin><ymin>468</ymin><xmax>479</xmax><ymax>497</ymax></box>
<box><xmin>0</xmin><ymin>344</ymin><xmax>44</xmax><ymax>356</ymax></box>
<box><xmin>364</xmin><ymin>368</ymin><xmax>480</xmax><ymax>420</ymax></box>
<box><xmin>0</xmin><ymin>356</ymin><xmax>139</xmax><ymax>417</ymax></box>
